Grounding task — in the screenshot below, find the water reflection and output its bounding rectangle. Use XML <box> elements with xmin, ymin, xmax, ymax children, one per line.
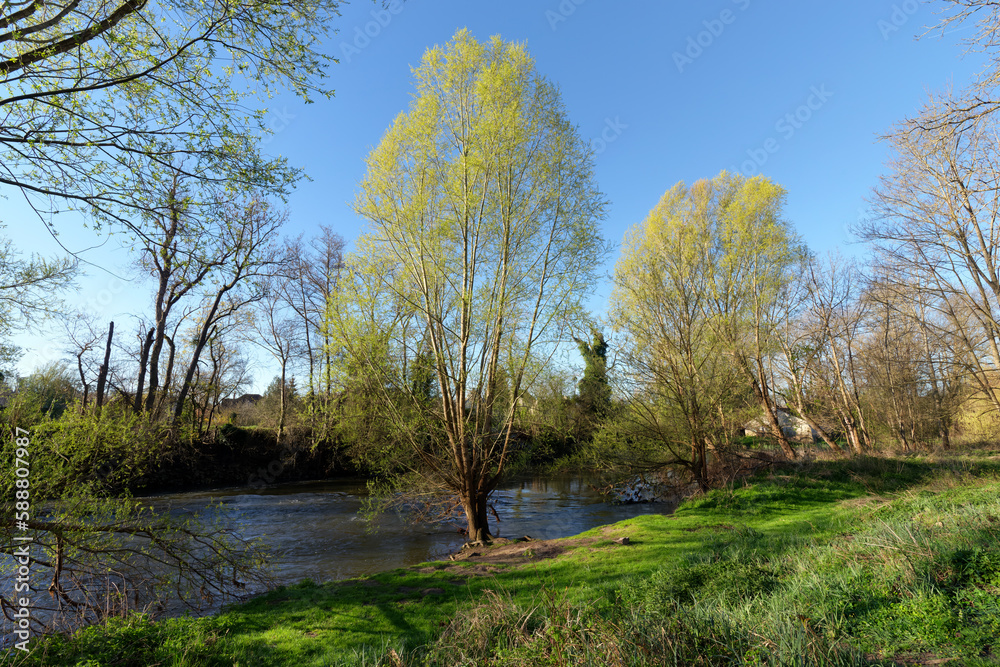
<box><xmin>140</xmin><ymin>474</ymin><xmax>669</xmax><ymax>588</ymax></box>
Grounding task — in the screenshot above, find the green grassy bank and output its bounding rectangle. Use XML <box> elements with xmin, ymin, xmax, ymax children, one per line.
<box><xmin>9</xmin><ymin>450</ymin><xmax>1000</xmax><ymax>666</ymax></box>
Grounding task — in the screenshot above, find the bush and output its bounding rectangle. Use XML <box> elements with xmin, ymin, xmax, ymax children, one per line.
<box><xmin>1</xmin><ymin>404</ymin><xmax>163</xmax><ymax>499</ymax></box>
<box><xmin>1</xmin><ymin>361</ymin><xmax>80</xmax><ymax>427</ymax></box>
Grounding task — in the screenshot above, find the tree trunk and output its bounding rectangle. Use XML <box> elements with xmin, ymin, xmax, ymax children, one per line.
<box><xmin>155</xmin><ymin>334</ymin><xmax>176</xmax><ymax>419</ymax></box>
<box><xmin>133</xmin><ymin>327</ymin><xmax>154</xmax><ymax>413</ymax></box>
<box><xmin>95</xmin><ymin>321</ymin><xmax>114</xmax><ymax>416</ymax></box>
<box><xmin>761</xmin><ymin>398</ymin><xmax>797</xmax><ymax>460</ymax></box>
<box><xmin>302</xmin><ymin>287</ymin><xmax>316</xmax><ymax>431</ymax></box>
<box><xmin>76</xmin><ymin>353</ymin><xmax>89</xmax><ymax>413</ymax></box>
<box><xmin>918</xmin><ymin>317</ymin><xmax>952</xmax><ymax>451</ymax></box>
<box><xmin>174</xmin><ymin>304</ymin><xmax>223</xmax><ymax>421</ymax></box>
<box><xmin>795</xmin><ymin>406</ymin><xmax>844</xmax><ymax>455</ymax></box>
<box><xmin>691</xmin><ymin>437</ymin><xmax>709</xmax><ymax>492</ymax></box>
<box><xmin>739</xmin><ymin>350</ymin><xmax>797</xmax><ymax>460</ymax></box>
<box><xmin>940</xmin><ymin>420</ymin><xmax>951</xmax><ymax>450</ymax></box>
<box><xmin>845</xmin><ymin>343</ymin><xmax>873</xmax><ymax>449</ymax></box>
<box><xmin>841</xmin><ymin>414</ymin><xmax>864</xmax><ymax>456</ymax></box>
<box><xmin>324</xmin><ymin>343</ymin><xmax>333</xmax><ymax>434</ymax></box>
<box><xmin>828</xmin><ymin>336</ymin><xmax>868</xmax><ymax>455</ymax></box>
<box><xmin>462</xmin><ymin>489</ymin><xmax>493</xmax><ymax>543</ymax></box>
<box><xmin>277</xmin><ymin>361</ymin><xmax>287</xmax><ymax>446</ymax></box>
<box><xmin>782</xmin><ymin>360</ymin><xmax>844</xmax><ymax>455</ymax></box>
<box><xmin>144</xmin><ymin>323</ymin><xmax>167</xmax><ymax>413</ymax></box>
<box><xmin>144</xmin><ymin>194</ymin><xmax>184</xmax><ymax>414</ymax></box>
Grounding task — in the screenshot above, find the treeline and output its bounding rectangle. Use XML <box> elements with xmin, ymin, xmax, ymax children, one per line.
<box><xmin>597</xmin><ymin>169</ymin><xmax>983</xmax><ymax>493</ymax></box>
<box><xmin>4</xmin><ymin>20</ymin><xmax>1000</xmax><ymax>516</ymax></box>
<box><xmin>0</xmin><ymin>204</ymin><xmax>612</xmax><ymax>497</ymax></box>
<box><xmin>1</xmin><ymin>187</ymin><xmax>348</xmax><ymax>482</ymax></box>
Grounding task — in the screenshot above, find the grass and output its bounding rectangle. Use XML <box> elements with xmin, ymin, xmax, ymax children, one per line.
<box><xmin>9</xmin><ymin>448</ymin><xmax>1000</xmax><ymax>666</ymax></box>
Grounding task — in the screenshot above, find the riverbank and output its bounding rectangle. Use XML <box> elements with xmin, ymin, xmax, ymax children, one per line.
<box><xmin>10</xmin><ymin>449</ymin><xmax>1000</xmax><ymax>666</ymax></box>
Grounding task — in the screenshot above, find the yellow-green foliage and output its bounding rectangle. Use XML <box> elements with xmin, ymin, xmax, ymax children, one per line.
<box><xmin>326</xmin><ymin>29</ymin><xmax>610</xmax><ymax>535</ymax></box>
<box><xmin>607</xmin><ymin>171</ymin><xmax>807</xmax><ymax>472</ymax></box>
<box><xmin>1</xmin><ymin>405</ymin><xmax>162</xmax><ymax>499</ymax></box>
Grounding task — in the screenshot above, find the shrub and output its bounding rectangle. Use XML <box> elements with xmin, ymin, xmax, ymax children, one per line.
<box><xmin>2</xmin><ymin>404</ymin><xmax>162</xmax><ymax>499</ymax></box>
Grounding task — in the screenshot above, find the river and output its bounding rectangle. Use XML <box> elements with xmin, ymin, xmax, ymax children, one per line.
<box><xmin>141</xmin><ymin>473</ymin><xmax>669</xmax><ymax>587</ymax></box>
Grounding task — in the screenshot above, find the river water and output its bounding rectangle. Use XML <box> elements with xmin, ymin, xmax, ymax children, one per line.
<box><xmin>2</xmin><ymin>474</ymin><xmax>669</xmax><ymax>649</ymax></box>
<box><xmin>140</xmin><ymin>474</ymin><xmax>669</xmax><ymax>587</ymax></box>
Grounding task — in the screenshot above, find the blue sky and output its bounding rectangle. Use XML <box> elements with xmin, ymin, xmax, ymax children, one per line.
<box><xmin>5</xmin><ymin>0</ymin><xmax>987</xmax><ymax>387</ymax></box>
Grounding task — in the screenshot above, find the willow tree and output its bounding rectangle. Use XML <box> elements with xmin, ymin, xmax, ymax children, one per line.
<box><xmin>608</xmin><ymin>180</ymin><xmax>744</xmax><ymax>490</ymax></box>
<box><xmin>334</xmin><ymin>29</ymin><xmax>608</xmax><ymax>543</ymax></box>
<box><xmin>704</xmin><ymin>173</ymin><xmax>808</xmax><ymax>460</ymax></box>
<box><xmin>609</xmin><ymin>173</ymin><xmax>805</xmax><ymax>484</ymax></box>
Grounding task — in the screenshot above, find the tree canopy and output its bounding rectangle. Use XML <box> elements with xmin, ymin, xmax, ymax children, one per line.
<box><xmin>0</xmin><ymin>1</ymin><xmax>341</xmax><ymax>234</ymax></box>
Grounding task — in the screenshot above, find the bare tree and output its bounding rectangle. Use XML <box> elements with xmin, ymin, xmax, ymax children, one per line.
<box><xmin>861</xmin><ymin>278</ymin><xmax>928</xmax><ymax>450</ymax></box>
<box><xmin>171</xmin><ymin>197</ymin><xmax>285</xmax><ymax>423</ymax></box>
<box><xmin>803</xmin><ymin>255</ymin><xmax>873</xmax><ymax>454</ymax></box>
<box><xmin>774</xmin><ymin>258</ymin><xmax>847</xmax><ymax>455</ymax></box>
<box><xmin>911</xmin><ymin>293</ymin><xmax>968</xmax><ymax>448</ymax></box>
<box><xmin>133</xmin><ymin>172</ymin><xmax>227</xmax><ymax>417</ymax></box>
<box><xmin>859</xmin><ymin>105</ymin><xmax>1000</xmax><ymax>421</ymax></box>
<box><xmin>191</xmin><ymin>331</ymin><xmax>252</xmax><ymax>439</ymax></box>
<box><xmin>916</xmin><ymin>1</ymin><xmax>1000</xmax><ymax>129</ymax></box>
<box><xmin>248</xmin><ymin>267</ymin><xmax>303</xmax><ymax>445</ymax></box>
<box><xmin>62</xmin><ymin>312</ymin><xmax>105</xmax><ymax>411</ymax></box>
<box><xmin>279</xmin><ymin>228</ymin><xmax>344</xmax><ymax>440</ymax></box>
<box><xmin>857</xmin><ymin>273</ymin><xmax>968</xmax><ymax>450</ymax></box>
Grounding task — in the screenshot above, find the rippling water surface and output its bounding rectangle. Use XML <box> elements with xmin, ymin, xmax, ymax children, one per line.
<box><xmin>141</xmin><ymin>474</ymin><xmax>669</xmax><ymax>586</ymax></box>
